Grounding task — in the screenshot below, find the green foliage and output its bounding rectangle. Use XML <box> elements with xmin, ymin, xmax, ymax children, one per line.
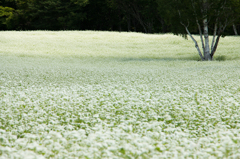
<box><xmin>0</xmin><ymin>0</ymin><xmax>239</xmax><ymax>34</ymax></box>
<box><xmin>81</xmin><ymin>0</ymin><xmax>122</xmax><ymax>31</ymax></box>
<box><xmin>72</xmin><ymin>0</ymin><xmax>89</xmax><ymax>6</ymax></box>
<box><xmin>0</xmin><ymin>6</ymin><xmax>14</xmax><ymax>17</ymax></box>
<box><xmin>0</xmin><ymin>0</ymin><xmax>89</xmax><ymax>30</ymax></box>
<box><xmin>0</xmin><ymin>6</ymin><xmax>14</xmax><ymax>29</ymax></box>
<box><xmin>24</xmin><ymin>0</ymin><xmax>89</xmax><ymax>30</ymax></box>
<box><xmin>111</xmin><ymin>0</ymin><xmax>161</xmax><ymax>33</ymax></box>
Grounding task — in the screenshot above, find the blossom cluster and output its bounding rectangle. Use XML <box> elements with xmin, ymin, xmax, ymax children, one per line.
<box><xmin>0</xmin><ymin>56</ymin><xmax>240</xmax><ymax>158</ymax></box>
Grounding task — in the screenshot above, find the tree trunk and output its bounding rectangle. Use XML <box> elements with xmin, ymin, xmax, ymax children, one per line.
<box><xmin>127</xmin><ymin>15</ymin><xmax>131</xmax><ymax>32</ymax></box>
<box><xmin>130</xmin><ymin>3</ymin><xmax>148</xmax><ymax>33</ymax></box>
<box><xmin>203</xmin><ymin>18</ymin><xmax>212</xmax><ymax>60</ymax></box>
<box><xmin>210</xmin><ymin>23</ymin><xmax>227</xmax><ymax>58</ymax></box>
<box><xmin>157</xmin><ymin>16</ymin><xmax>167</xmax><ymax>33</ymax></box>
<box><xmin>233</xmin><ymin>24</ymin><xmax>238</xmax><ymax>35</ymax></box>
<box><xmin>161</xmin><ymin>18</ymin><xmax>166</xmax><ymax>33</ymax></box>
<box><xmin>196</xmin><ymin>18</ymin><xmax>205</xmax><ymax>54</ymax></box>
<box><xmin>211</xmin><ymin>21</ymin><xmax>218</xmax><ymax>53</ymax></box>
<box><xmin>210</xmin><ymin>34</ymin><xmax>221</xmax><ymax>58</ymax></box>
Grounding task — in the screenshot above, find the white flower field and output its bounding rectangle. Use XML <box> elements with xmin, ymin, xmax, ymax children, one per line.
<box><xmin>0</xmin><ymin>31</ymin><xmax>240</xmax><ymax>158</ymax></box>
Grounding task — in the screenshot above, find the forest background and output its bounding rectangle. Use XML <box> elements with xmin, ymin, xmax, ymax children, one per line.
<box><xmin>1</xmin><ymin>0</ymin><xmax>240</xmax><ymax>35</ymax></box>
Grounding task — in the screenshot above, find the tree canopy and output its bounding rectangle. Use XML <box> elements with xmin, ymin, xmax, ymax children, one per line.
<box><xmin>1</xmin><ymin>0</ymin><xmax>239</xmax><ymax>35</ymax></box>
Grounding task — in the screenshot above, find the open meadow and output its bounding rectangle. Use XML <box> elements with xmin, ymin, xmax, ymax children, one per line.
<box><xmin>0</xmin><ymin>31</ymin><xmax>240</xmax><ymax>158</ymax></box>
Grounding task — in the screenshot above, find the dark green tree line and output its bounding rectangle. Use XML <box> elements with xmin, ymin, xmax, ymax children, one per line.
<box><xmin>0</xmin><ymin>0</ymin><xmax>88</xmax><ymax>30</ymax></box>
<box><xmin>0</xmin><ymin>0</ymin><xmax>240</xmax><ymax>35</ymax></box>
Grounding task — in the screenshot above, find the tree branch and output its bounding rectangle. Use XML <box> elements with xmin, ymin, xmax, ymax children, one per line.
<box><xmin>181</xmin><ymin>22</ymin><xmax>204</xmax><ymax>60</ymax></box>
<box><xmin>211</xmin><ymin>18</ymin><xmax>218</xmax><ymax>53</ymax></box>
<box><xmin>178</xmin><ymin>9</ymin><xmax>204</xmax><ymax>60</ymax></box>
<box><xmin>191</xmin><ymin>0</ymin><xmax>205</xmax><ymax>52</ymax></box>
<box><xmin>210</xmin><ymin>22</ymin><xmax>227</xmax><ymax>57</ymax></box>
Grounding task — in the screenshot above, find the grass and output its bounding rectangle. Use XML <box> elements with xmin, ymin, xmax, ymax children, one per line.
<box><xmin>1</xmin><ymin>31</ymin><xmax>239</xmax><ymax>60</ymax></box>
<box><xmin>0</xmin><ymin>31</ymin><xmax>240</xmax><ymax>158</ymax></box>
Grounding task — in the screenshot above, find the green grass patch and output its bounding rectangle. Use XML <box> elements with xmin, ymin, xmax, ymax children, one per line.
<box><xmin>1</xmin><ymin>31</ymin><xmax>239</xmax><ymax>60</ymax></box>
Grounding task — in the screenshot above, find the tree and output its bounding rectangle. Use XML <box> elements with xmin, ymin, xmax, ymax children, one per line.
<box><xmin>26</xmin><ymin>0</ymin><xmax>88</xmax><ymax>30</ymax></box>
<box><xmin>112</xmin><ymin>0</ymin><xmax>160</xmax><ymax>33</ymax></box>
<box><xmin>158</xmin><ymin>0</ymin><xmax>240</xmax><ymax>61</ymax></box>
<box><xmin>0</xmin><ymin>0</ymin><xmax>16</xmax><ymax>30</ymax></box>
<box><xmin>81</xmin><ymin>0</ymin><xmax>121</xmax><ymax>31</ymax></box>
<box><xmin>0</xmin><ymin>0</ymin><xmax>89</xmax><ymax>30</ymax></box>
<box><xmin>0</xmin><ymin>6</ymin><xmax>14</xmax><ymax>29</ymax></box>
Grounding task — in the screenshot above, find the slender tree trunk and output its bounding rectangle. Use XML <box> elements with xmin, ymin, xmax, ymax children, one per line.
<box><xmin>161</xmin><ymin>19</ymin><xmax>166</xmax><ymax>33</ymax></box>
<box><xmin>210</xmin><ymin>23</ymin><xmax>227</xmax><ymax>58</ymax></box>
<box><xmin>133</xmin><ymin>19</ymin><xmax>137</xmax><ymax>32</ymax></box>
<box><xmin>131</xmin><ymin>4</ymin><xmax>148</xmax><ymax>33</ymax></box>
<box><xmin>146</xmin><ymin>20</ymin><xmax>153</xmax><ymax>33</ymax></box>
<box><xmin>181</xmin><ymin>23</ymin><xmax>204</xmax><ymax>60</ymax></box>
<box><xmin>203</xmin><ymin>18</ymin><xmax>212</xmax><ymax>60</ymax></box>
<box><xmin>196</xmin><ymin>18</ymin><xmax>205</xmax><ymax>53</ymax></box>
<box><xmin>233</xmin><ymin>24</ymin><xmax>238</xmax><ymax>35</ymax></box>
<box><xmin>210</xmin><ymin>34</ymin><xmax>221</xmax><ymax>58</ymax></box>
<box><xmin>119</xmin><ymin>24</ymin><xmax>122</xmax><ymax>32</ymax></box>
<box><xmin>157</xmin><ymin>16</ymin><xmax>167</xmax><ymax>33</ymax></box>
<box><xmin>210</xmin><ymin>21</ymin><xmax>228</xmax><ymax>58</ymax></box>
<box><xmin>202</xmin><ymin>0</ymin><xmax>212</xmax><ymax>60</ymax></box>
<box><xmin>211</xmin><ymin>21</ymin><xmax>218</xmax><ymax>53</ymax></box>
<box><xmin>127</xmin><ymin>15</ymin><xmax>131</xmax><ymax>32</ymax></box>
<box><xmin>178</xmin><ymin>9</ymin><xmax>204</xmax><ymax>60</ymax></box>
